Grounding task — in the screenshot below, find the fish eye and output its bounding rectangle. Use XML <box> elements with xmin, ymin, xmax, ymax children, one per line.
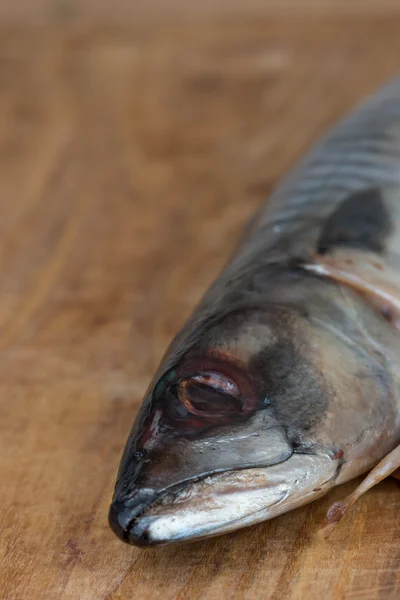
<box><xmin>177</xmin><ymin>371</ymin><xmax>244</xmax><ymax>417</ymax></box>
<box><xmin>155</xmin><ymin>356</ymin><xmax>261</xmax><ymax>422</ymax></box>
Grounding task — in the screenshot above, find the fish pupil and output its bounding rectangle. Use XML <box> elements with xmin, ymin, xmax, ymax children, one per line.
<box><xmin>177</xmin><ymin>372</ymin><xmax>242</xmax><ymax>416</ymax></box>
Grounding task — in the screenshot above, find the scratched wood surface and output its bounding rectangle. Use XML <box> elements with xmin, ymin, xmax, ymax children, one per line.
<box><xmin>2</xmin><ymin>7</ymin><xmax>400</xmax><ymax>600</ymax></box>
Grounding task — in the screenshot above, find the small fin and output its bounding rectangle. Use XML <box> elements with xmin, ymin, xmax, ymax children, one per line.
<box><xmin>317</xmin><ymin>188</ymin><xmax>392</xmax><ymax>255</ymax></box>
<box><xmin>319</xmin><ymin>444</ymin><xmax>400</xmax><ymax>539</ymax></box>
<box><xmin>303</xmin><ymin>250</ymin><xmax>400</xmax><ymax>331</ymax></box>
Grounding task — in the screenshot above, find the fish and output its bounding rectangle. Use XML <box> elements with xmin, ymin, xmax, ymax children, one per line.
<box><xmin>109</xmin><ymin>75</ymin><xmax>400</xmax><ymax>547</ymax></box>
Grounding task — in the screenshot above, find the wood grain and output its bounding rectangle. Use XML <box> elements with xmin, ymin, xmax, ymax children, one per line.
<box><xmin>1</xmin><ymin>9</ymin><xmax>400</xmax><ymax>600</ymax></box>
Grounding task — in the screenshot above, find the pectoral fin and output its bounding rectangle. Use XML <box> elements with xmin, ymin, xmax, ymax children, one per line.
<box><xmin>303</xmin><ymin>250</ymin><xmax>400</xmax><ymax>331</ymax></box>
<box><xmin>319</xmin><ymin>444</ymin><xmax>400</xmax><ymax>538</ymax></box>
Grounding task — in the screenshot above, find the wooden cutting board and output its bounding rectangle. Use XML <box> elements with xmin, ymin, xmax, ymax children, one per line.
<box><xmin>1</xmin><ymin>4</ymin><xmax>400</xmax><ymax>599</ymax></box>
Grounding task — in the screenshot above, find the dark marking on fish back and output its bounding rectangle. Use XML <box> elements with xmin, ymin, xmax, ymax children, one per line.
<box><xmin>317</xmin><ymin>188</ymin><xmax>392</xmax><ymax>255</ymax></box>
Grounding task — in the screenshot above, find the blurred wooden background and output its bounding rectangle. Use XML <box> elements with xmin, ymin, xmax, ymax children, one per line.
<box><xmin>1</xmin><ymin>2</ymin><xmax>400</xmax><ymax>599</ymax></box>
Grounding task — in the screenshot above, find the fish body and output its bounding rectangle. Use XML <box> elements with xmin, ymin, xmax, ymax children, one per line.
<box><xmin>109</xmin><ymin>76</ymin><xmax>400</xmax><ymax>546</ymax></box>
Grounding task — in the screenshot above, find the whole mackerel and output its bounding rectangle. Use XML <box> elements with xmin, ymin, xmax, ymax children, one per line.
<box><xmin>109</xmin><ymin>76</ymin><xmax>400</xmax><ymax>546</ymax></box>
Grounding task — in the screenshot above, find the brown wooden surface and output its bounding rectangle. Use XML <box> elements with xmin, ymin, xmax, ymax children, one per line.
<box><xmin>2</xmin><ymin>6</ymin><xmax>400</xmax><ymax>600</ymax></box>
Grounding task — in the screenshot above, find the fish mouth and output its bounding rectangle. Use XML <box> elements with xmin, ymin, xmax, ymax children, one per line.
<box><xmin>109</xmin><ymin>452</ymin><xmax>339</xmax><ymax>547</ymax></box>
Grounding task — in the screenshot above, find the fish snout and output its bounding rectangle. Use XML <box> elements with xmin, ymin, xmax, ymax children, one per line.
<box><xmin>108</xmin><ymin>489</ymin><xmax>158</xmax><ymax>545</ymax></box>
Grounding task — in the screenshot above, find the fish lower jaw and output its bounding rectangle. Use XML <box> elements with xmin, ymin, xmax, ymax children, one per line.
<box><xmin>130</xmin><ymin>487</ymin><xmax>289</xmax><ymax>546</ymax></box>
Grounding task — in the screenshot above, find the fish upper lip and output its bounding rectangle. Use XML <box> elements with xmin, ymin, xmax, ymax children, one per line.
<box><xmin>108</xmin><ymin>501</ymin><xmax>134</xmax><ymax>543</ymax></box>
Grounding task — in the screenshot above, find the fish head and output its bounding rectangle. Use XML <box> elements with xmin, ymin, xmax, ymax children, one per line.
<box><xmin>109</xmin><ymin>278</ymin><xmax>397</xmax><ymax>546</ymax></box>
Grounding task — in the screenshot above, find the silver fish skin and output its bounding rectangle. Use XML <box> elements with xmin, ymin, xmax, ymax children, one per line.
<box><xmin>109</xmin><ymin>76</ymin><xmax>400</xmax><ymax>547</ymax></box>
